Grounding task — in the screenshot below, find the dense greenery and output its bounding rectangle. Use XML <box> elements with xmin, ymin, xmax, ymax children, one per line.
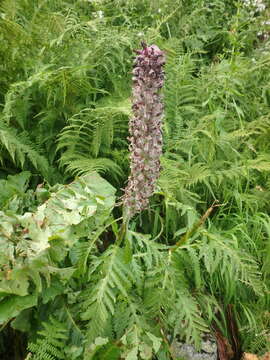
<box><xmin>0</xmin><ymin>0</ymin><xmax>269</xmax><ymax>359</ymax></box>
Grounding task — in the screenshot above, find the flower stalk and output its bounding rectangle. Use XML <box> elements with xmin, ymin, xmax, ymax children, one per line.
<box><xmin>123</xmin><ymin>42</ymin><xmax>165</xmax><ymax>220</ymax></box>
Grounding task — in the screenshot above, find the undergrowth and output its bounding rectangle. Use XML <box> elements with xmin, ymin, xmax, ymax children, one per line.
<box><xmin>0</xmin><ymin>0</ymin><xmax>269</xmax><ymax>359</ymax></box>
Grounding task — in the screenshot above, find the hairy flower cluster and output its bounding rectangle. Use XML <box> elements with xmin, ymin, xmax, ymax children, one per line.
<box><xmin>123</xmin><ymin>42</ymin><xmax>165</xmax><ymax>219</ymax></box>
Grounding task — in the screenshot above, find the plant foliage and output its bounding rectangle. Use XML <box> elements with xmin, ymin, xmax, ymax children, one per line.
<box><xmin>0</xmin><ymin>0</ymin><xmax>269</xmax><ymax>359</ymax></box>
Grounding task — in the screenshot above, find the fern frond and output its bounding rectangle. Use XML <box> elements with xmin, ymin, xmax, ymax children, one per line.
<box><xmin>164</xmin><ymin>41</ymin><xmax>198</xmax><ymax>140</ymax></box>
<box><xmin>199</xmin><ymin>230</ymin><xmax>263</xmax><ymax>295</ymax></box>
<box><xmin>60</xmin><ymin>154</ymin><xmax>123</xmax><ymax>180</ymax></box>
<box><xmin>81</xmin><ymin>245</ymin><xmax>134</xmax><ymax>344</ymax></box>
<box><xmin>172</xmin><ymin>288</ymin><xmax>209</xmax><ymax>347</ymax></box>
<box><xmin>57</xmin><ymin>96</ymin><xmax>129</xmax><ymax>179</ymax></box>
<box><xmin>28</xmin><ymin>317</ymin><xmax>68</xmax><ymax>360</ymax></box>
<box><xmin>0</xmin><ymin>121</ymin><xmax>50</xmax><ymax>179</ymax></box>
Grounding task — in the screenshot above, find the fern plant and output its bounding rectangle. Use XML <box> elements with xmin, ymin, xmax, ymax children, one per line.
<box><xmin>57</xmin><ymin>95</ymin><xmax>131</xmax><ymax>181</ymax></box>
<box><xmin>0</xmin><ymin>0</ymin><xmax>270</xmax><ymax>359</ymax></box>
<box><xmin>27</xmin><ymin>318</ymin><xmax>68</xmax><ymax>360</ymax></box>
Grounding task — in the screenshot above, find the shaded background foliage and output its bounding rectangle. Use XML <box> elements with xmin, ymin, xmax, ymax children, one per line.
<box><xmin>0</xmin><ymin>0</ymin><xmax>270</xmax><ymax>359</ymax></box>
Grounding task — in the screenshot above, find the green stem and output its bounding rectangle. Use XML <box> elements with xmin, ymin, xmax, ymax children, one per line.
<box><xmin>116</xmin><ymin>220</ymin><xmax>129</xmax><ymax>246</ymax></box>
<box><xmin>171</xmin><ymin>201</ymin><xmax>224</xmax><ymax>252</ymax></box>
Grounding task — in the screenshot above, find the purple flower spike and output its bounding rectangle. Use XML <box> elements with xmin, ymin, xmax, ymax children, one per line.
<box><xmin>123</xmin><ymin>42</ymin><xmax>165</xmax><ymax>219</ymax></box>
